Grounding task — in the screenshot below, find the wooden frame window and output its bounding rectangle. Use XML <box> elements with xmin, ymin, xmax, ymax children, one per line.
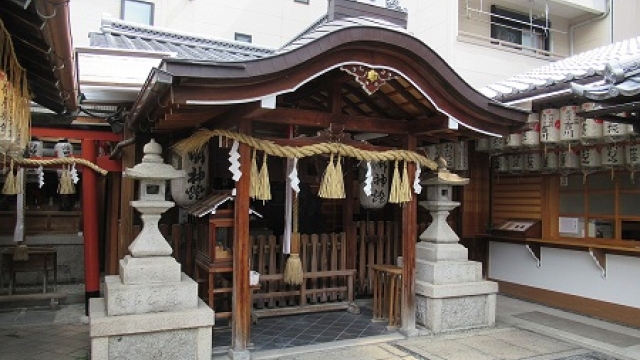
<box><xmin>558</xmin><ymin>173</ymin><xmax>640</xmax><ymax>241</ymax></box>
<box><xmin>234</xmin><ymin>32</ymin><xmax>253</xmax><ymax>43</ymax></box>
<box><xmin>490</xmin><ymin>5</ymin><xmax>550</xmax><ymax>52</ymax></box>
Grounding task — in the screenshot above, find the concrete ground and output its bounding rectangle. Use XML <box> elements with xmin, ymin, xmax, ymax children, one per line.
<box><xmin>1</xmin><ymin>295</ymin><xmax>640</xmax><ymax>360</ymax></box>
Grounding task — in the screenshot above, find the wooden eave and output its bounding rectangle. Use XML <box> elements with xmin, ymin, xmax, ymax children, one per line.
<box><xmin>129</xmin><ymin>25</ymin><xmax>528</xmax><ymax>139</ymax></box>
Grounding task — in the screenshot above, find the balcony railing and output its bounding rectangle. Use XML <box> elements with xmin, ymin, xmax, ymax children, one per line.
<box><xmin>457</xmin><ymin>31</ymin><xmax>565</xmax><ymax>60</ymax></box>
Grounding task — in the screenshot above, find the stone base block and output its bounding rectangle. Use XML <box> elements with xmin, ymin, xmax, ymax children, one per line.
<box><xmin>105</xmin><ymin>273</ymin><xmax>198</xmax><ymax>316</ymax></box>
<box><xmin>416</xmin><ymin>292</ymin><xmax>497</xmax><ymax>333</ymax></box>
<box><xmin>119</xmin><ymin>256</ymin><xmax>182</xmax><ymax>285</ymax></box>
<box><xmin>416</xmin><ymin>259</ymin><xmax>482</xmax><ymax>284</ymax></box>
<box><xmin>90</xmin><ymin>297</ymin><xmax>214</xmax><ymax>360</ymax></box>
<box><xmin>416</xmin><ymin>242</ymin><xmax>468</xmax><ymax>262</ymax></box>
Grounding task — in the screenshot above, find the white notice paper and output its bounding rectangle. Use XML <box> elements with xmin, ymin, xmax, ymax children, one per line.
<box><xmin>559</xmin><ymin>217</ymin><xmax>579</xmax><ymax>234</ymax></box>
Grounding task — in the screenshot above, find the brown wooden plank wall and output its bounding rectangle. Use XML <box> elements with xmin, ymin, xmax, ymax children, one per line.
<box><xmin>491</xmin><ymin>175</ymin><xmax>544</xmax><ymax>225</ymax></box>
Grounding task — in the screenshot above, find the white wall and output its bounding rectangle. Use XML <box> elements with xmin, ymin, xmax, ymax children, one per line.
<box><xmin>489</xmin><ymin>241</ymin><xmax>640</xmax><ymax>308</ymax></box>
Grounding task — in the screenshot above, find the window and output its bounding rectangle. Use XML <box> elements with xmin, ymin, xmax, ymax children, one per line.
<box><xmin>490</xmin><ymin>5</ymin><xmax>550</xmax><ymax>52</ymax></box>
<box><xmin>121</xmin><ymin>0</ymin><xmax>154</xmax><ymax>26</ymax></box>
<box><xmin>559</xmin><ymin>173</ymin><xmax>640</xmax><ymax>241</ymax></box>
<box><xmin>294</xmin><ymin>0</ymin><xmax>309</xmax><ymax>3</ymax></box>
<box><xmin>234</xmin><ymin>32</ymin><xmax>252</xmax><ymax>43</ymax></box>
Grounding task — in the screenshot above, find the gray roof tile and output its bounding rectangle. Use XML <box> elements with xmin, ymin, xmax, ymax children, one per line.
<box><xmin>481</xmin><ymin>36</ymin><xmax>640</xmax><ymax>100</ymax></box>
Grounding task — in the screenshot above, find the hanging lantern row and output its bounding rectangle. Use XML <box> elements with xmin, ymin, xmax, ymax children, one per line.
<box><xmin>422</xmin><ymin>140</ymin><xmax>470</xmax><ymax>172</ymax></box>
<box><xmin>492</xmin><ymin>143</ymin><xmax>639</xmax><ymax>174</ymax></box>
<box><xmin>477</xmin><ymin>103</ymin><xmax>635</xmax><ymax>154</ymax></box>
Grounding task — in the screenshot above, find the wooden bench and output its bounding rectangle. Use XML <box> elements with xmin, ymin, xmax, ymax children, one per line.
<box><xmin>253</xmin><ymin>269</ymin><xmax>359</xmax><ymax>318</ymax></box>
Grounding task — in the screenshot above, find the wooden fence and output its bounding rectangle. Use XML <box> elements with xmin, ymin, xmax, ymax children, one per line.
<box><xmin>144</xmin><ymin>220</ymin><xmax>412</xmax><ymax>313</ymax></box>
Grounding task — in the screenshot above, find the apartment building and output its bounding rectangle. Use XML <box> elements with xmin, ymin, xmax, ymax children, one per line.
<box><xmin>70</xmin><ymin>0</ymin><xmax>639</xmax><ymax>89</ymax></box>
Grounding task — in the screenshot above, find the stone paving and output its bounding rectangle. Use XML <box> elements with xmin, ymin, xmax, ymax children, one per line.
<box><xmin>1</xmin><ymin>296</ymin><xmax>639</xmax><ymax>360</ymax></box>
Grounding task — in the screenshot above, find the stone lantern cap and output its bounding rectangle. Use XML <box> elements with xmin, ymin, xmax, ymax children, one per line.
<box><xmin>124</xmin><ymin>139</ymin><xmax>186</xmax><ymax>180</ymax></box>
<box><xmin>421</xmin><ymin>157</ymin><xmax>469</xmax><ymax>186</ymax></box>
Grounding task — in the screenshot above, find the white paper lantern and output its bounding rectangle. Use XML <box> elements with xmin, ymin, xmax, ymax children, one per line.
<box><xmin>475</xmin><ymin>138</ymin><xmax>490</xmax><ymax>152</ymax></box>
<box><xmin>454</xmin><ymin>140</ymin><xmax>468</xmax><ymax>171</ymax></box>
<box><xmin>524</xmin><ymin>153</ymin><xmax>541</xmax><ymax>172</ymax></box>
<box><xmin>603</xmin><ymin>121</ymin><xmax>628</xmax><ymax>143</ymax></box>
<box><xmin>542</xmin><ymin>152</ymin><xmax>558</xmax><ymax>173</ymax></box>
<box><xmin>171</xmin><ymin>145</ymin><xmax>209</xmax><ymax>207</ymax></box>
<box><xmin>490</xmin><ymin>137</ymin><xmax>504</xmax><ymax>152</ymax></box>
<box><xmin>26</xmin><ymin>140</ymin><xmax>44</xmax><ymax>176</ymax></box>
<box><xmin>626</xmin><ymin>144</ymin><xmax>640</xmax><ymax>170</ymax></box>
<box><xmin>540</xmin><ymin>108</ymin><xmax>560</xmax><ymax>145</ymax></box>
<box><xmin>494</xmin><ymin>156</ymin><xmax>508</xmax><ymax>173</ymax></box>
<box><xmin>425</xmin><ymin>144</ymin><xmax>439</xmax><ymax>160</ymax></box>
<box><xmin>508</xmin><ymin>154</ymin><xmax>524</xmax><ymax>173</ymax></box>
<box><xmin>560</xmin><ymin>149</ymin><xmax>580</xmax><ymax>172</ymax></box>
<box><xmin>601</xmin><ymin>144</ymin><xmax>624</xmax><ymax>167</ymax></box>
<box><xmin>560</xmin><ymin>105</ymin><xmax>581</xmax><ymax>143</ymax></box>
<box><xmin>522</xmin><ymin>113</ymin><xmax>540</xmax><ymax>148</ymax></box>
<box><xmin>54</xmin><ymin>139</ymin><xmax>74</xmax><ymax>178</ymax></box>
<box><xmin>581</xmin><ymin>147</ymin><xmax>602</xmax><ymax>169</ymax></box>
<box><xmin>439</xmin><ymin>142</ymin><xmax>455</xmax><ymax>169</ymax></box>
<box><xmin>505</xmin><ymin>132</ymin><xmax>523</xmax><ymax>148</ymax></box>
<box><xmin>580</xmin><ymin>103</ymin><xmax>603</xmax><ymax>144</ymax></box>
<box><xmin>358</xmin><ymin>161</ymin><xmax>389</xmax><ymax>209</ymax></box>
<box><xmin>627</xmin><ymin>124</ymin><xmax>636</xmax><ymax>137</ymax></box>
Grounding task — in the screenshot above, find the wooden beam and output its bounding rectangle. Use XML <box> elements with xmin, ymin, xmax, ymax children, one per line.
<box><xmin>343</xmin><ymin>83</ymin><xmax>389</xmax><ymax>118</ymax></box>
<box><xmin>330</xmin><ymin>82</ymin><xmax>343</xmax><ymax>114</ymax></box>
<box><xmin>250</xmin><ymin>108</ymin><xmax>409</xmax><ymax>134</ymax></box>
<box><xmin>118</xmin><ymin>129</ymin><xmax>137</xmax><ymax>267</ymax></box>
<box><xmin>401</xmin><ymin>133</ymin><xmax>417</xmax><ymax>334</ymax></box>
<box><xmin>31</xmin><ymin>127</ymin><xmax>121</xmax><ymax>142</ymax></box>
<box><xmin>411</xmin><ymin>114</ymin><xmax>450</xmax><ymax>134</ymax></box>
<box><xmin>388</xmin><ymin>79</ymin><xmax>435</xmax><ymax>116</ymax></box>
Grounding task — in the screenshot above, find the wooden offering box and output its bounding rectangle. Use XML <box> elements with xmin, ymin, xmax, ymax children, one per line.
<box><xmin>491</xmin><ymin>219</ymin><xmax>542</xmax><ymax>239</ymax></box>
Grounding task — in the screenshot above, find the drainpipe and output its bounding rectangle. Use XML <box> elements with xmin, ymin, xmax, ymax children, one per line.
<box><xmin>569</xmin><ymin>0</ymin><xmax>611</xmax><ymax>56</ymax></box>
<box><xmin>35</xmin><ymin>0</ymin><xmax>79</xmax><ymax>112</ymax></box>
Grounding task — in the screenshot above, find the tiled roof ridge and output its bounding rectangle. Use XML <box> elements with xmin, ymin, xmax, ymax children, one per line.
<box><xmin>482</xmin><ymin>35</ymin><xmax>640</xmax><ymax>100</ymax></box>
<box><xmin>100</xmin><ymin>18</ymin><xmax>275</xmax><ymax>56</ymax></box>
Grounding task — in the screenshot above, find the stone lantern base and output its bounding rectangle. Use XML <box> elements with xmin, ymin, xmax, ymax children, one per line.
<box><xmin>414</xmin><ymin>239</ymin><xmax>498</xmax><ymax>333</ymax></box>
<box><xmin>89</xmin><ymin>268</ymin><xmax>214</xmax><ymax>360</ymax></box>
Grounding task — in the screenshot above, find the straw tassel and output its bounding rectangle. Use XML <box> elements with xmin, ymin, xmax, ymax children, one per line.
<box><xmin>333</xmin><ymin>155</ymin><xmax>345</xmax><ymax>199</ymax></box>
<box><xmin>58</xmin><ymin>165</ymin><xmax>76</xmax><ymax>195</ymax></box>
<box><xmin>257</xmin><ymin>153</ymin><xmax>271</xmax><ymax>201</ymax></box>
<box><xmin>318</xmin><ymin>153</ymin><xmax>335</xmax><ymax>198</ymax></box>
<box><xmin>2</xmin><ymin>161</ymin><xmax>16</xmax><ymax>195</ymax></box>
<box><xmin>284</xmin><ymin>193</ymin><xmax>303</xmax><ymax>285</ymax></box>
<box><xmin>250</xmin><ymin>149</ymin><xmax>259</xmax><ymax>199</ymax></box>
<box><xmin>399</xmin><ymin>161</ymin><xmax>412</xmax><ymax>203</ymax></box>
<box><xmin>389</xmin><ymin>160</ymin><xmax>401</xmax><ymax>203</ymax></box>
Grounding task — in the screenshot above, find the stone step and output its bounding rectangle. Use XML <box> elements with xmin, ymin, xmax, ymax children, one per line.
<box><xmin>416</xmin><ymin>242</ymin><xmax>468</xmax><ymax>261</ymax></box>
<box><xmin>415</xmin><ymin>279</ymin><xmax>498</xmax><ymax>298</ymax></box>
<box><xmin>416</xmin><ymin>259</ymin><xmax>482</xmax><ymax>284</ymax></box>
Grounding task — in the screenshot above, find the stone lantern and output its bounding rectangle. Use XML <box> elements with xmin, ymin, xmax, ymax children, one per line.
<box><xmin>414</xmin><ymin>157</ymin><xmax>497</xmax><ymax>333</ymax></box>
<box><xmin>89</xmin><ymin>139</ymin><xmax>214</xmax><ymax>360</ymax></box>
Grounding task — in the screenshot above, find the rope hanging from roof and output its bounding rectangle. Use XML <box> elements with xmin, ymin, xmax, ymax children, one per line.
<box><xmin>173</xmin><ymin>128</ymin><xmax>436</xmax><ymax>202</ymax></box>
<box><xmin>14</xmin><ymin>157</ymin><xmax>108</xmax><ymax>176</ymax></box>
<box><xmin>0</xmin><ymin>18</ymin><xmax>31</xmax><ymax>157</ymax></box>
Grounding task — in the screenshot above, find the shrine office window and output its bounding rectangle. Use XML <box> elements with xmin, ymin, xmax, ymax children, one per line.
<box><xmin>490</xmin><ymin>5</ymin><xmax>550</xmax><ymax>52</ymax></box>
<box><xmin>121</xmin><ymin>0</ymin><xmax>154</xmax><ymax>26</ymax></box>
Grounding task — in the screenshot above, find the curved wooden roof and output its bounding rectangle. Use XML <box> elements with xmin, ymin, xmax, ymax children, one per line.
<box><xmin>129</xmin><ymin>17</ymin><xmax>527</xmax><ymax>140</ymax></box>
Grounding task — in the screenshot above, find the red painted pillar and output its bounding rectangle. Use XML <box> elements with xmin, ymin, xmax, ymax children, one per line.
<box><xmin>82</xmin><ymin>139</ymin><xmax>101</xmax><ymax>313</ymax></box>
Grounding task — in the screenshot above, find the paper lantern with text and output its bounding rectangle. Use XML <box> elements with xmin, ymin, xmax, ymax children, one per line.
<box><xmin>490</xmin><ymin>137</ymin><xmax>504</xmax><ymax>153</ymax></box>
<box><xmin>505</xmin><ymin>132</ymin><xmax>522</xmax><ymax>149</ymax></box>
<box><xmin>494</xmin><ymin>156</ymin><xmax>508</xmax><ymax>173</ymax></box>
<box><xmin>425</xmin><ymin>144</ymin><xmax>439</xmax><ymax>160</ymax></box>
<box><xmin>524</xmin><ymin>153</ymin><xmax>541</xmax><ymax>172</ymax></box>
<box><xmin>581</xmin><ymin>147</ymin><xmax>602</xmax><ymax>169</ymax></box>
<box><xmin>522</xmin><ymin>113</ymin><xmax>540</xmax><ymax>148</ymax></box>
<box><xmin>454</xmin><ymin>140</ymin><xmax>468</xmax><ymax>171</ymax></box>
<box><xmin>53</xmin><ymin>139</ymin><xmax>74</xmax><ymax>178</ymax></box>
<box><xmin>560</xmin><ymin>105</ymin><xmax>581</xmax><ymax>144</ymax></box>
<box><xmin>508</xmin><ymin>154</ymin><xmax>524</xmax><ymax>173</ymax></box>
<box><xmin>601</xmin><ymin>144</ymin><xmax>624</xmax><ymax>168</ymax></box>
<box><xmin>359</xmin><ymin>161</ymin><xmax>389</xmax><ymax>209</ymax></box>
<box><xmin>603</xmin><ymin>121</ymin><xmax>628</xmax><ymax>143</ymax></box>
<box><xmin>626</xmin><ymin>144</ymin><xmax>640</xmax><ymax>170</ymax></box>
<box><xmin>560</xmin><ymin>148</ymin><xmax>580</xmax><ymax>172</ymax></box>
<box><xmin>580</xmin><ymin>103</ymin><xmax>603</xmax><ymax>145</ymax></box>
<box><xmin>170</xmin><ymin>145</ymin><xmax>209</xmax><ymax>207</ymax></box>
<box><xmin>540</xmin><ymin>108</ymin><xmax>561</xmax><ymax>146</ymax></box>
<box><xmin>542</xmin><ymin>152</ymin><xmax>558</xmax><ymax>173</ymax></box>
<box><xmin>475</xmin><ymin>138</ymin><xmax>490</xmax><ymax>152</ymax></box>
<box><xmin>439</xmin><ymin>142</ymin><xmax>455</xmax><ymax>169</ymax></box>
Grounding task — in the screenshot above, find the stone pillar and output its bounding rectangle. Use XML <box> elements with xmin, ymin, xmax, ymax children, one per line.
<box><xmin>415</xmin><ymin>158</ymin><xmax>497</xmax><ymax>333</ymax></box>
<box><xmin>89</xmin><ymin>139</ymin><xmax>214</xmax><ymax>360</ymax></box>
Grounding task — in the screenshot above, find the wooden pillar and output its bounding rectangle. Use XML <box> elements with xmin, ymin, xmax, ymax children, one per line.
<box><xmin>230</xmin><ymin>120</ymin><xmax>252</xmax><ymax>355</ymax></box>
<box><xmin>82</xmin><ymin>139</ymin><xmax>101</xmax><ymax>312</ymax></box>
<box><xmin>401</xmin><ymin>134</ymin><xmax>417</xmax><ymax>334</ymax></box>
<box><xmin>344</xmin><ymin>158</ymin><xmax>356</xmax><ymax>270</ymax></box>
<box><xmin>118</xmin><ymin>129</ymin><xmax>136</xmax><ymax>263</ymax></box>
<box><xmin>105</xmin><ymin>173</ymin><xmax>122</xmax><ymax>275</ymax></box>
